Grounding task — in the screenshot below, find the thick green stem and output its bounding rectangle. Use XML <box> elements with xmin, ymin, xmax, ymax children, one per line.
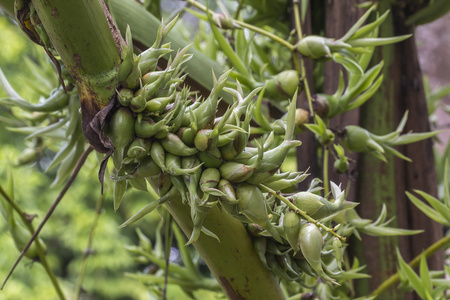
<box><xmin>32</xmin><ymin>0</ymin><xmax>121</xmax><ymax>151</ymax></box>
<box><xmin>164</xmin><ymin>196</ymin><xmax>286</xmax><ymax>300</ymax></box>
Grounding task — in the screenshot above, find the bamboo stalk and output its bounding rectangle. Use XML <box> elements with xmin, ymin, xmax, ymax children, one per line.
<box><xmin>164</xmin><ymin>196</ymin><xmax>286</xmax><ymax>300</ymax></box>
<box><xmin>31</xmin><ymin>0</ymin><xmax>121</xmax><ymax>151</ymax></box>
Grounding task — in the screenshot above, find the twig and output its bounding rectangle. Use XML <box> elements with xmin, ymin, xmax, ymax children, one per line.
<box><xmin>73</xmin><ymin>194</ymin><xmax>104</xmax><ymax>299</ymax></box>
<box><xmin>1</xmin><ymin>146</ymin><xmax>93</xmax><ymax>292</ymax></box>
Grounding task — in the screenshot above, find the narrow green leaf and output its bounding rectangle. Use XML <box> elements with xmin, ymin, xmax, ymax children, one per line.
<box><xmin>346</xmin><ymin>74</ymin><xmax>383</xmax><ymax>111</ymax></box>
<box><xmin>414</xmin><ymin>190</ymin><xmax>450</xmax><ymax>222</ymax></box>
<box><xmin>396</xmin><ymin>248</ymin><xmax>426</xmax><ymax>299</ymax></box>
<box><xmin>119</xmin><ymin>200</ymin><xmax>160</xmax><ymax>228</ymax></box>
<box><xmin>332</xmin><ymin>52</ymin><xmax>363</xmax><ymax>75</ymax></box>
<box><xmin>419</xmin><ymin>253</ymin><xmax>433</xmax><ymax>297</ymax></box>
<box><xmin>208</xmin><ymin>16</ymin><xmax>250</xmax><ymax>78</ymax></box>
<box><xmin>339</xmin><ymin>5</ymin><xmax>376</xmax><ymax>42</ymax></box>
<box><xmin>359</xmin><ymin>225</ymin><xmax>422</xmax><ymax>236</ymax></box>
<box><xmin>444</xmin><ymin>160</ymin><xmax>449</xmax><ymax>207</ymax></box>
<box><xmin>347</xmin><ymin>35</ymin><xmax>412</xmax><ymax>47</ymax></box>
<box><xmin>389</xmin><ymin>131</ymin><xmax>440</xmax><ymax>146</ymax></box>
<box><xmin>406</xmin><ymin>191</ymin><xmax>450</xmax><ymax>226</ymax></box>
<box><xmin>351</xmin><ymin>10</ymin><xmax>390</xmax><ymax>40</ymax></box>
<box><xmin>382</xmin><ymin>145</ymin><xmax>412</xmax><ymax>162</ymax></box>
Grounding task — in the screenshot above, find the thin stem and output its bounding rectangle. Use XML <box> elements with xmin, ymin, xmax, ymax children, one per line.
<box><xmin>293</xmin><ymin>0</ymin><xmax>314</xmax><ymax>116</ymax></box>
<box><xmin>323</xmin><ymin>147</ymin><xmax>330</xmax><ymax>196</ymax></box>
<box><xmin>172</xmin><ymin>223</ymin><xmax>199</xmax><ymax>277</ymax></box>
<box><xmin>0</xmin><ymin>185</ymin><xmax>66</xmax><ymax>300</ymax></box>
<box><xmin>369</xmin><ymin>235</ymin><xmax>450</xmax><ymax>299</ymax></box>
<box><xmin>258</xmin><ymin>184</ymin><xmax>346</xmax><ymax>242</ymax></box>
<box><xmin>1</xmin><ymin>146</ymin><xmax>93</xmax><ymax>291</ymax></box>
<box><xmin>184</xmin><ymin>0</ymin><xmax>296</xmax><ymax>51</ymax></box>
<box><xmin>73</xmin><ymin>195</ymin><xmax>104</xmax><ymax>300</ymax></box>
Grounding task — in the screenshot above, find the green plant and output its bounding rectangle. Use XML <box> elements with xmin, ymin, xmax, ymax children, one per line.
<box><xmin>0</xmin><ymin>1</ymin><xmax>448</xmax><ymax>299</ymax></box>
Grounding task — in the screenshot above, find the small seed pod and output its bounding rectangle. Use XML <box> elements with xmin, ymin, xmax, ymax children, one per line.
<box><xmin>295</xmin><ymin>108</ymin><xmax>309</xmax><ymax>128</ymax></box>
<box><xmin>160</xmin><ymin>133</ymin><xmax>198</xmax><ymax>156</ymax></box>
<box><xmin>265</xmin><ymin>70</ymin><xmax>300</xmax><ymax>100</ymax></box>
<box><xmin>177</xmin><ymin>126</ymin><xmax>197</xmax><ymax>146</ymax></box>
<box><xmin>293</xmin><ymin>192</ymin><xmax>324</xmax><ymax>217</ymax></box>
<box><xmin>217</xmin><ymin>179</ymin><xmax>238</xmax><ymax>204</ymax></box>
<box><xmin>141</xmin><ymin>70</ymin><xmax>166</xmax><ymax>85</ymax></box>
<box><xmin>197</xmin><ymin>148</ymin><xmax>223</xmax><ymax>168</ymax></box>
<box><xmin>106</xmin><ymin>107</ymin><xmax>135</xmax><ymax>169</ymax></box>
<box><xmin>150</xmin><ymin>141</ymin><xmax>166</xmax><ymax>171</ymax></box>
<box><xmin>296</xmin><ymin>36</ymin><xmax>331</xmax><ymax>59</ymax></box>
<box><xmin>299</xmin><ymin>223</ymin><xmax>324</xmax><ymax>275</ymax></box>
<box><xmin>118</xmin><ymin>88</ymin><xmax>134</xmax><ymax>106</ymax></box>
<box><xmin>283</xmin><ymin>211</ymin><xmax>301</xmax><ymax>252</ymax></box>
<box><xmin>166</xmin><ymin>153</ymin><xmax>201</xmax><ymax>176</ymax></box>
<box><xmin>333</xmin><ymin>157</ymin><xmax>349</xmax><ymax>173</ymax></box>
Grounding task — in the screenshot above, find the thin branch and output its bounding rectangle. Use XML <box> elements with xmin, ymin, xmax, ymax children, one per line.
<box><xmin>73</xmin><ymin>194</ymin><xmax>104</xmax><ymax>299</ymax></box>
<box><xmin>1</xmin><ymin>146</ymin><xmax>93</xmax><ymax>291</ymax></box>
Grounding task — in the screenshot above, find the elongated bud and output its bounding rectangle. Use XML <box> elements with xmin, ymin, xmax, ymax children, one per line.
<box><xmin>299</xmin><ymin>223</ymin><xmax>323</xmax><ymax>275</ymax></box>
<box><xmin>283</xmin><ymin>211</ymin><xmax>301</xmax><ymax>252</ymax></box>
<box><xmin>332</xmin><ymin>237</ymin><xmax>343</xmax><ymax>270</ymax></box>
<box><xmin>160</xmin><ymin>133</ymin><xmax>198</xmax><ymax>156</ymax></box>
<box><xmin>217</xmin><ymin>179</ymin><xmax>237</xmax><ymax>204</ymax></box>
<box><xmin>166</xmin><ymin>153</ymin><xmax>201</xmax><ymax>176</ymax></box>
<box><xmin>297</xmin><ymin>36</ymin><xmax>331</xmax><ymax>59</ymax></box>
<box><xmin>106</xmin><ymin>107</ymin><xmax>135</xmax><ymax>169</ymax></box>
<box><xmin>299</xmin><ymin>223</ymin><xmax>337</xmax><ymax>284</ymax></box>
<box><xmin>150</xmin><ymin>141</ymin><xmax>166</xmax><ymax>171</ymax></box>
<box><xmin>130</xmin><ymin>95</ymin><xmax>146</xmax><ymax>113</ymax></box>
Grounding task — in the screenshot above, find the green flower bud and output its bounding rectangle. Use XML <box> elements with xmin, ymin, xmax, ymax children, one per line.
<box><xmin>160</xmin><ymin>133</ymin><xmax>198</xmax><ymax>156</ymax></box>
<box><xmin>333</xmin><ymin>157</ymin><xmax>349</xmax><ymax>173</ymax></box>
<box><xmin>217</xmin><ymin>179</ymin><xmax>237</xmax><ymax>204</ymax></box>
<box><xmin>106</xmin><ymin>107</ymin><xmax>135</xmax><ymax>169</ymax></box>
<box><xmin>293</xmin><ymin>192</ymin><xmax>325</xmax><ymax>216</ymax></box>
<box><xmin>194</xmin><ymin>129</ymin><xmax>218</xmax><ymax>152</ymax></box>
<box><xmin>265</xmin><ymin>70</ymin><xmax>300</xmax><ymax>100</ymax></box>
<box><xmin>297</xmin><ymin>36</ymin><xmax>331</xmax><ymax>59</ymax></box>
<box><xmin>118</xmin><ymin>88</ymin><xmax>134</xmax><ymax>106</ymax></box>
<box><xmin>219</xmin><ymin>161</ymin><xmax>255</xmax><ymax>183</ymax></box>
<box><xmin>158</xmin><ymin>172</ymin><xmax>172</xmax><ymax>196</ymax></box>
<box><xmin>130</xmin><ymin>95</ymin><xmax>146</xmax><ymax>113</ymax></box>
<box><xmin>283</xmin><ymin>211</ymin><xmax>301</xmax><ymax>252</ymax></box>
<box><xmin>199</xmin><ymin>168</ymin><xmax>221</xmax><ymax>191</ymax></box>
<box><xmin>197</xmin><ymin>148</ymin><xmax>223</xmax><ymax>168</ymax></box>
<box><xmin>299</xmin><ymin>223</ymin><xmax>323</xmax><ymax>275</ymax></box>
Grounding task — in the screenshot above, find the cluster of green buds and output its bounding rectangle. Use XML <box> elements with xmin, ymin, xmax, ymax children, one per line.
<box><xmin>108</xmin><ymin>21</ymin><xmax>316</xmax><ymax>250</ymax></box>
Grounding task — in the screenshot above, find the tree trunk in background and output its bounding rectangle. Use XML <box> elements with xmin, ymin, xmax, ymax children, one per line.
<box><xmin>352</xmin><ymin>1</ymin><xmax>444</xmax><ymax>299</ymax></box>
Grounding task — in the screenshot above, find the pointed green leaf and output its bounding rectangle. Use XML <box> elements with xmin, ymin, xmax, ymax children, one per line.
<box><xmin>419</xmin><ymin>253</ymin><xmax>433</xmax><ymax>297</ymax></box>
<box><xmin>396</xmin><ymin>248</ymin><xmax>426</xmax><ymax>299</ymax></box>
<box><xmin>406</xmin><ymin>191</ymin><xmax>450</xmax><ymax>226</ymax></box>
